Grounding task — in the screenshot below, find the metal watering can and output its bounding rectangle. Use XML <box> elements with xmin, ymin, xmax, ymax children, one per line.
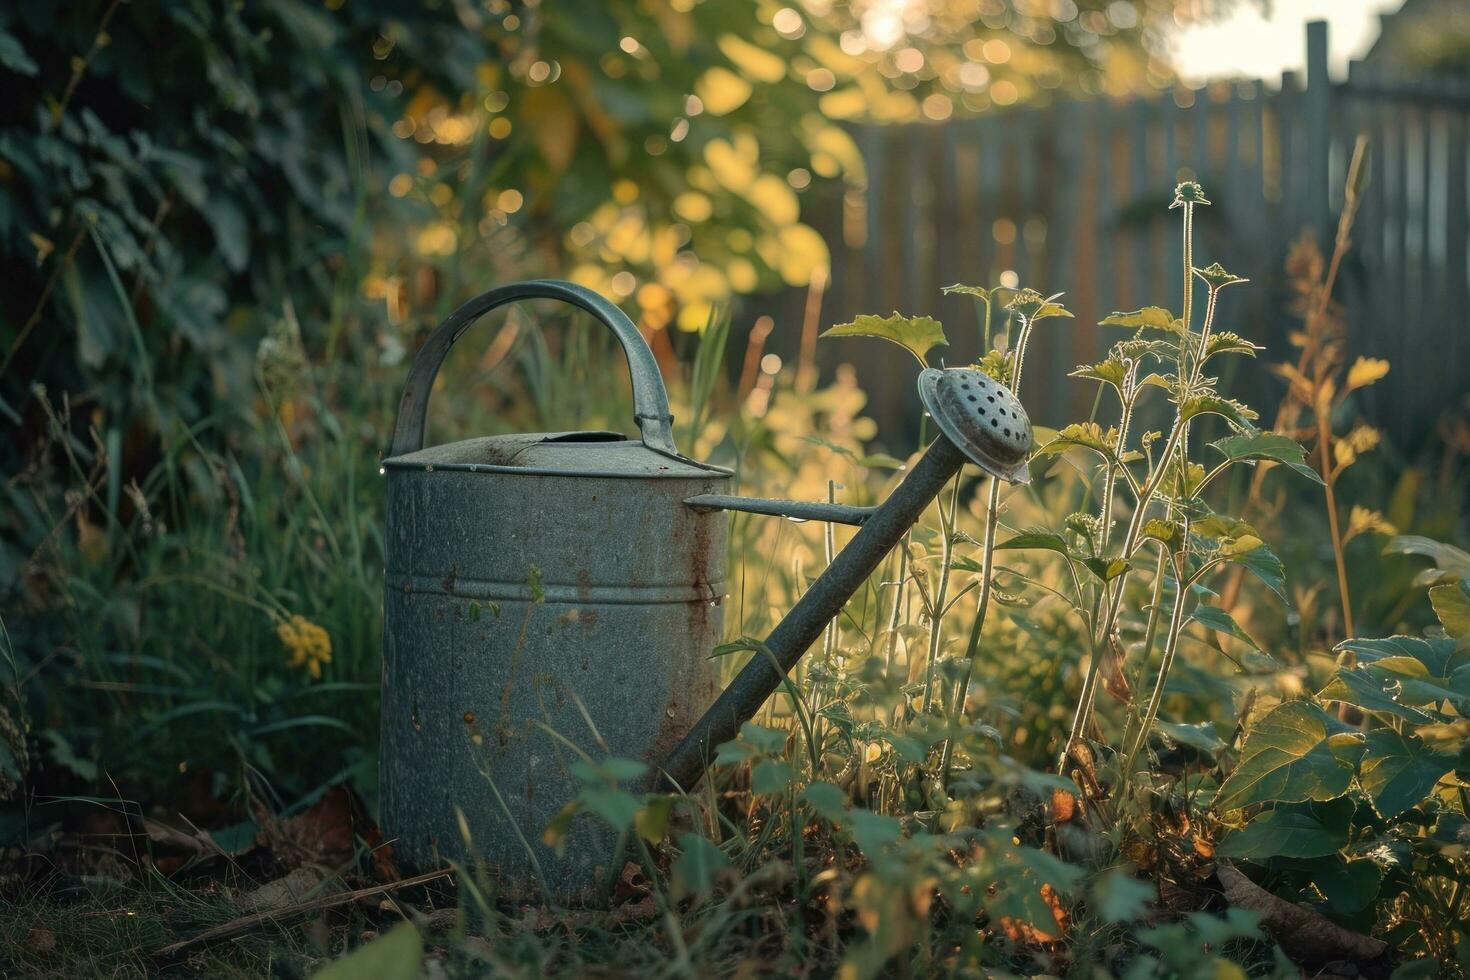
<box><xmin>380</xmin><ymin>279</ymin><xmax>1033</xmax><ymax>897</ymax></box>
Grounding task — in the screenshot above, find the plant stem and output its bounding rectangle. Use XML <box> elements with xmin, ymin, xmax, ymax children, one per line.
<box><xmin>939</xmin><ymin>310</ymin><xmax>1033</xmax><ymax>782</ymax></box>
<box><xmin>920</xmin><ymin>475</ymin><xmax>963</xmax><ymax>709</ymax></box>
<box><xmin>1318</xmin><ymin>410</ymin><xmax>1356</xmax><ymax>638</ymax></box>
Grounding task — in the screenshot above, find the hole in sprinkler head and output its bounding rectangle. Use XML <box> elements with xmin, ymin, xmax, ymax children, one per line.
<box><xmin>967</xmin><ymin>395</ymin><xmax>977</xmax><ymax>403</ymax></box>
<box><xmin>987</xmin><ymin>395</ymin><xmax>995</xmax><ymax>403</ymax></box>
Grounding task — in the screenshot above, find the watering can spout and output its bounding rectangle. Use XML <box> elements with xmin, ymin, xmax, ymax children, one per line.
<box><xmin>656</xmin><ymin>367</ymin><xmax>1035</xmax><ymax>793</ymax></box>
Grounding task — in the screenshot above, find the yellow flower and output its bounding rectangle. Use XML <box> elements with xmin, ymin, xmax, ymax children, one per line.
<box><xmin>277</xmin><ymin>614</ymin><xmax>332</xmax><ymax>680</ymax></box>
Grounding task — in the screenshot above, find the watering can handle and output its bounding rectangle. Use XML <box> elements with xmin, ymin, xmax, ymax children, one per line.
<box><xmin>387</xmin><ymin>279</ymin><xmax>679</xmax><ymax>459</ymax></box>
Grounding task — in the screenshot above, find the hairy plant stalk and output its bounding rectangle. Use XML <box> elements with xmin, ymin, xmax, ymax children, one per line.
<box><xmin>920</xmin><ymin>476</ymin><xmax>964</xmax><ymax>709</ymax></box>
<box><xmin>1120</xmin><ymin>550</ymin><xmax>1188</xmax><ymax>786</ymax></box>
<box><xmin>1062</xmin><ymin>193</ymin><xmax>1215</xmax><ymax>772</ymax></box>
<box><xmin>939</xmin><ymin>311</ymin><xmax>1035</xmax><ymax>780</ymax></box>
<box><xmin>1318</xmin><ymin>411</ymin><xmax>1356</xmax><ymax>638</ymax></box>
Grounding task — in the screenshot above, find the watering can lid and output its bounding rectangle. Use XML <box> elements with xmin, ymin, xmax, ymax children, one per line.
<box><xmin>382</xmin><ymin>430</ymin><xmax>731</xmax><ymax>479</ymax></box>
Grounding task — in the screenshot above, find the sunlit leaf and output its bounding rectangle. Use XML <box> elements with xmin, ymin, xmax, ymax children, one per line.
<box><xmin>1100</xmin><ymin>306</ymin><xmax>1184</xmax><ymax>335</ymax></box>
<box><xmin>1005</xmin><ymin>288</ymin><xmax>1072</xmax><ymax>322</ymax></box>
<box><xmin>1190</xmin><ymin>603</ymin><xmax>1264</xmax><ymax>654</ymax></box>
<box><xmin>1192</xmin><ymin>261</ymin><xmax>1247</xmax><ymax>289</ymax></box>
<box><xmin>1038</xmin><ymin>422</ymin><xmax>1118</xmax><ymax>460</ymax></box>
<box><xmin>1209</xmin><ymin>432</ymin><xmax>1322</xmax><ymax>485</ymax></box>
<box><xmin>1318</xmin><ymin>668</ymin><xmax>1443</xmax><ymax>725</ymax></box>
<box><xmin>994</xmin><ymin>527</ymin><xmax>1073</xmax><ymax>557</ymax></box>
<box><xmin>1214</xmin><ymin>701</ymin><xmax>1363</xmax><ymax>811</ymax></box>
<box><xmin>820</xmin><ymin>312</ymin><xmax>947</xmax><ymax>364</ymax></box>
<box><xmin>942</xmin><ymin>283</ymin><xmax>997</xmax><ymax>301</ymax></box>
<box><xmin>1069</xmin><ymin>358</ymin><xmax>1128</xmax><ymax>388</ymax></box>
<box><xmin>1429</xmin><ymin>581</ymin><xmax>1470</xmax><ymax>643</ymax></box>
<box><xmin>1083</xmin><ymin>557</ymin><xmax>1130</xmax><ymax>582</ymax></box>
<box><xmin>1203</xmin><ymin>331</ymin><xmax>1262</xmax><ymax>359</ymax></box>
<box><xmin>1180</xmin><ymin>394</ymin><xmax>1258</xmax><ymax>428</ymax></box>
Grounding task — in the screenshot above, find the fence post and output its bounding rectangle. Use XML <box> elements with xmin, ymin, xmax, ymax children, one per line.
<box><xmin>1304</xmin><ymin>20</ymin><xmax>1332</xmax><ymax>240</ymax></box>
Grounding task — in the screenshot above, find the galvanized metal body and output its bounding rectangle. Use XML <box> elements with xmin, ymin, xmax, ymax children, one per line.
<box><xmin>381</xmin><ymin>281</ymin><xmax>728</xmax><ymax>899</ymax></box>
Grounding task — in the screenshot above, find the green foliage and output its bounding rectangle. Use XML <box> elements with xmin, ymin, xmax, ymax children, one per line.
<box><xmin>312</xmin><ymin>923</ymin><xmax>422</xmax><ymax>980</ymax></box>
<box><xmin>819</xmin><ymin>312</ymin><xmax>948</xmax><ymax>365</ymax></box>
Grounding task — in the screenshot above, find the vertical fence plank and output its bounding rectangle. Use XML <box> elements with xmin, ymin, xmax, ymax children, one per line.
<box><xmin>1094</xmin><ymin>98</ymin><xmax>1116</xmax><ymax>324</ymax></box>
<box><xmin>1015</xmin><ymin>108</ymin><xmax>1037</xmax><ymax>289</ymax></box>
<box><xmin>861</xmin><ymin>124</ymin><xmax>885</xmax><ymax>315</ymax></box>
<box><xmin>1446</xmin><ymin>109</ymin><xmax>1468</xmax><ymax>383</ymax></box>
<box><xmin>978</xmin><ymin>114</ymin><xmax>1001</xmax><ymax>286</ymax></box>
<box><xmin>1129</xmin><ymin>102</ymin><xmax>1151</xmax><ymax>311</ymax></box>
<box><xmin>1305</xmin><ymin>20</ymin><xmax>1332</xmax><ymax>241</ymax></box>
<box><xmin>1047</xmin><ymin>99</ymin><xmax>1083</xmax><ymax>421</ymax></box>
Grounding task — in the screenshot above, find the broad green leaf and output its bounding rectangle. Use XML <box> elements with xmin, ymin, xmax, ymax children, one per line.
<box><xmin>994</xmin><ymin>527</ymin><xmax>1073</xmax><ymax>557</ymax></box>
<box><xmin>1385</xmin><ymin>536</ymin><xmax>1470</xmax><ymax>579</ymax></box>
<box><xmin>1335</xmin><ymin>634</ymin><xmax>1467</xmax><ymax>678</ymax></box>
<box><xmin>1014</xmin><ymin>845</ymin><xmax>1084</xmax><ymax>890</ymax></box>
<box><xmin>738</xmin><ymin>721</ymin><xmax>789</xmax><ymax>754</ymax></box>
<box><xmin>1190</xmin><ymin>604</ymin><xmax>1264</xmax><ymax>653</ymax></box>
<box><xmin>820</xmin><ymin>312</ymin><xmax>947</xmax><ymax>364</ymax></box>
<box><xmin>1090</xmin><ymin>869</ymin><xmax>1155</xmax><ymax>924</ymax></box>
<box><xmin>1228</xmin><ymin>544</ymin><xmax>1287</xmax><ymax>602</ymax></box>
<box><xmin>579</xmin><ymin>786</ymin><xmax>641</xmax><ymax>828</ymax></box>
<box><xmin>1359</xmin><ymin>729</ymin><xmax>1456</xmax><ymax>819</ymax></box>
<box><xmin>672</xmin><ymin>832</ymin><xmax>729</xmax><ymax>897</ymax></box>
<box><xmin>1318</xmin><ymin>667</ymin><xmax>1444</xmax><ymax>725</ymax></box>
<box><xmin>1155</xmin><ymin>719</ymin><xmax>1226</xmax><ymax>755</ymax></box>
<box><xmin>1100</xmin><ymin>306</ymin><xmax>1184</xmax><ymax>335</ymax></box>
<box><xmin>312</xmin><ymin>922</ymin><xmax>421</xmax><ymax>980</ymax></box>
<box><xmin>1215</xmin><ymin>701</ymin><xmax>1363</xmax><ymax>812</ymax></box>
<box><xmin>1216</xmin><ymin>806</ymin><xmax>1348</xmax><ymax>859</ymax></box>
<box><xmin>751</xmin><ymin>759</ymin><xmax>797</xmax><ymax>795</ymax></box>
<box><xmin>801</xmin><ymin>781</ymin><xmax>848</xmax><ymax>818</ymax></box>
<box><xmin>1429</xmin><ymin>581</ymin><xmax>1470</xmax><ymax>643</ymax></box>
<box><xmin>847</xmin><ymin>809</ymin><xmax>902</xmax><ymax>854</ymax></box>
<box><xmin>1180</xmin><ymin>394</ymin><xmax>1259</xmax><ymax>428</ymax></box>
<box><xmin>1311</xmin><ymin>858</ymin><xmax>1383</xmax><ymax>915</ymax></box>
<box><xmin>1210</xmin><ymin>432</ymin><xmax>1323</xmax><ymax>485</ymax></box>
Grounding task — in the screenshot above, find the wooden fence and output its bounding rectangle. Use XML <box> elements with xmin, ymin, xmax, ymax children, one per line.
<box><xmin>770</xmin><ymin>21</ymin><xmax>1470</xmax><ymax>447</ymax></box>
